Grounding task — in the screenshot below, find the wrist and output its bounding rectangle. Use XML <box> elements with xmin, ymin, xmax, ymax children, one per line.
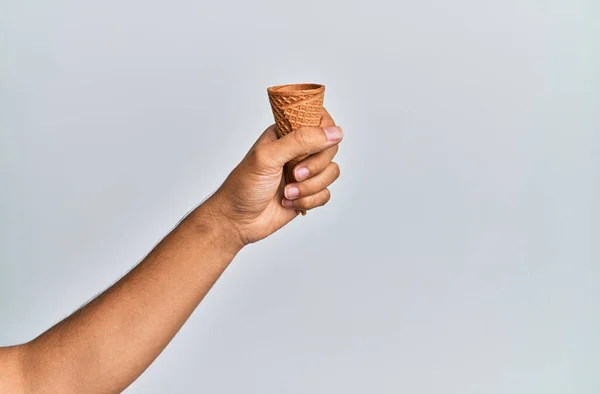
<box><xmin>185</xmin><ymin>195</ymin><xmax>245</xmax><ymax>257</ymax></box>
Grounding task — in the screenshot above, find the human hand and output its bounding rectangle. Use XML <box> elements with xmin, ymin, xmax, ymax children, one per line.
<box><xmin>206</xmin><ymin>109</ymin><xmax>342</xmax><ymax>247</ymax></box>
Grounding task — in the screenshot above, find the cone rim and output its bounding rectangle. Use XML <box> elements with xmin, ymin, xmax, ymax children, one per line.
<box><xmin>267</xmin><ymin>83</ymin><xmax>324</xmax><ymax>96</ymax></box>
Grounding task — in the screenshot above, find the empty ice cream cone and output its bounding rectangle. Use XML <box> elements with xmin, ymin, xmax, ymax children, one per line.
<box><xmin>267</xmin><ymin>83</ymin><xmax>325</xmax><ymax>215</ymax></box>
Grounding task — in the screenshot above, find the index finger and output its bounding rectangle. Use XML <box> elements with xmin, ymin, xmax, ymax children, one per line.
<box><xmin>320</xmin><ymin>108</ymin><xmax>336</xmax><ymax>128</ymax></box>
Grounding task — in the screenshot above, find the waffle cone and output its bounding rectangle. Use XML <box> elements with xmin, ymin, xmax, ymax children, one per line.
<box><xmin>267</xmin><ymin>83</ymin><xmax>325</xmax><ymax>215</ymax></box>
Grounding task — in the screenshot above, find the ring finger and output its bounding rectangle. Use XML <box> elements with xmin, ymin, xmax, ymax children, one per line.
<box><xmin>282</xmin><ymin>188</ymin><xmax>331</xmax><ymax>211</ymax></box>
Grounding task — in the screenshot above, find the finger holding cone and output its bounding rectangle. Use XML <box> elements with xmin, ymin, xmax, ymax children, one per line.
<box><xmin>267</xmin><ymin>83</ymin><xmax>326</xmax><ymax>215</ymax></box>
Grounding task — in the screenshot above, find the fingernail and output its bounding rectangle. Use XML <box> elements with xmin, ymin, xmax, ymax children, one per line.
<box><xmin>324</xmin><ymin>126</ymin><xmax>343</xmax><ymax>141</ymax></box>
<box><xmin>285</xmin><ymin>186</ymin><xmax>300</xmax><ymax>199</ymax></box>
<box><xmin>295</xmin><ymin>167</ymin><xmax>310</xmax><ymax>181</ymax></box>
<box><xmin>282</xmin><ymin>198</ymin><xmax>293</xmax><ymax>208</ymax></box>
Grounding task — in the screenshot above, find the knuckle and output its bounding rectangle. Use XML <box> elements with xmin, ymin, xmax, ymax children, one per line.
<box><xmin>331</xmin><ymin>162</ymin><xmax>341</xmax><ymax>178</ymax></box>
<box><xmin>322</xmin><ymin>189</ymin><xmax>331</xmax><ymax>205</ymax></box>
<box><xmin>319</xmin><ymin>176</ymin><xmax>328</xmax><ymax>190</ymax></box>
<box><xmin>296</xmin><ymin>198</ymin><xmax>309</xmax><ymax>210</ymax></box>
<box><xmin>246</xmin><ymin>148</ymin><xmax>260</xmax><ymax>165</ymax></box>
<box><xmin>292</xmin><ymin>129</ymin><xmax>314</xmax><ymax>155</ymax></box>
<box><xmin>251</xmin><ymin>147</ymin><xmax>266</xmax><ymax>163</ymax></box>
<box><xmin>310</xmin><ymin>194</ymin><xmax>322</xmax><ymax>209</ymax></box>
<box><xmin>293</xmin><ymin>130</ymin><xmax>307</xmax><ymax>148</ymax></box>
<box><xmin>249</xmin><ymin>146</ymin><xmax>277</xmax><ymax>170</ymax></box>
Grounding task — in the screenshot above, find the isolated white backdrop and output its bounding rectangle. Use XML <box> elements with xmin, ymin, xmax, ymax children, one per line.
<box><xmin>1</xmin><ymin>0</ymin><xmax>599</xmax><ymax>393</ymax></box>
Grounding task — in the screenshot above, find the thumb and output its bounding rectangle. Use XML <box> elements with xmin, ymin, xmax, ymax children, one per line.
<box><xmin>265</xmin><ymin>126</ymin><xmax>343</xmax><ymax>167</ymax></box>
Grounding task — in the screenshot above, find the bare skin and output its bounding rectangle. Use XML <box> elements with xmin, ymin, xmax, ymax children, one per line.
<box><xmin>0</xmin><ymin>109</ymin><xmax>342</xmax><ymax>394</ymax></box>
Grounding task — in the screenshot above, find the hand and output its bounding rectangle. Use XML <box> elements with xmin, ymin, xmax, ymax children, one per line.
<box><xmin>207</xmin><ymin>109</ymin><xmax>343</xmax><ymax>246</ymax></box>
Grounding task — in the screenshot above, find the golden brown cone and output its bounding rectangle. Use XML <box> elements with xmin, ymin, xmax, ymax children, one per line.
<box><xmin>267</xmin><ymin>83</ymin><xmax>325</xmax><ymax>215</ymax></box>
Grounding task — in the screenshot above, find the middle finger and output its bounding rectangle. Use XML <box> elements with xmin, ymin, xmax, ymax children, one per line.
<box><xmin>292</xmin><ymin>145</ymin><xmax>339</xmax><ymax>182</ymax></box>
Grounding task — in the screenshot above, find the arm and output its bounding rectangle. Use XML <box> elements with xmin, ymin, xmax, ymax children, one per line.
<box><xmin>0</xmin><ymin>110</ymin><xmax>342</xmax><ymax>394</ymax></box>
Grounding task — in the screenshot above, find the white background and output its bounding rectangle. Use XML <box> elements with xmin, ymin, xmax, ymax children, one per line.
<box><xmin>1</xmin><ymin>0</ymin><xmax>599</xmax><ymax>392</ymax></box>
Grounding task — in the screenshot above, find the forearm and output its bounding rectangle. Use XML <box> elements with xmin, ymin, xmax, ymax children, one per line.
<box><xmin>19</xmin><ymin>199</ymin><xmax>242</xmax><ymax>393</ymax></box>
